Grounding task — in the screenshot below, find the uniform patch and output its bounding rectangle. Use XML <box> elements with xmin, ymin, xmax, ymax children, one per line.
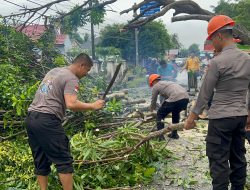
<box><xmin>40</xmin><ymin>80</ymin><xmax>53</xmax><ymax>94</ymax></box>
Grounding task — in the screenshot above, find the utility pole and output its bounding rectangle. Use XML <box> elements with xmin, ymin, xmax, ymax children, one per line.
<box><xmin>135</xmin><ymin>28</ymin><xmax>139</xmax><ymax>66</ymax></box>
<box><xmin>90</xmin><ymin>1</ymin><xmax>96</xmax><ymax>60</ymax></box>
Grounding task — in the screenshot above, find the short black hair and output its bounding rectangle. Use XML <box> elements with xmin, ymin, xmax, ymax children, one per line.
<box><xmin>73</xmin><ymin>53</ymin><xmax>93</xmax><ymax>67</ymax></box>
<box><xmin>214</xmin><ymin>28</ymin><xmax>233</xmax><ymax>39</ymax></box>
<box><xmin>219</xmin><ymin>29</ymin><xmax>233</xmax><ymax>37</ymax></box>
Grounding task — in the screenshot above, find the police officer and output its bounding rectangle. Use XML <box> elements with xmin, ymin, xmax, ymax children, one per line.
<box><xmin>26</xmin><ymin>53</ymin><xmax>105</xmax><ymax>190</ymax></box>
<box><xmin>185</xmin><ymin>15</ymin><xmax>250</xmax><ymax>190</ymax></box>
<box><xmin>149</xmin><ymin>74</ymin><xmax>189</xmax><ymax>140</ymax></box>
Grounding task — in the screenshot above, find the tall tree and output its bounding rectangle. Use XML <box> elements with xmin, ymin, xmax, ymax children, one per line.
<box><xmin>214</xmin><ymin>0</ymin><xmax>250</xmax><ymax>31</ymax></box>
<box><xmin>170</xmin><ymin>33</ymin><xmax>182</xmax><ymax>49</ymax></box>
<box><xmin>99</xmin><ymin>21</ymin><xmax>173</xmax><ymax>62</ymax></box>
<box><xmin>188</xmin><ymin>44</ymin><xmax>200</xmax><ymax>55</ymax></box>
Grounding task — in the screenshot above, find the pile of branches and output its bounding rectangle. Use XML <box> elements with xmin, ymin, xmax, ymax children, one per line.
<box><xmin>0</xmin><ymin>86</ymin><xmax>186</xmax><ymax>189</ymax></box>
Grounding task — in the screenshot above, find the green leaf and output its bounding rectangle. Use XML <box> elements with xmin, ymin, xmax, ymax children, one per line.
<box><xmin>144</xmin><ymin>167</ymin><xmax>156</xmax><ymax>177</ymax></box>
<box><xmin>20</xmin><ymin>94</ymin><xmax>25</xmax><ymax>100</ymax></box>
<box><xmin>99</xmin><ymin>140</ymin><xmax>119</xmax><ymax>148</ymax></box>
<box><xmin>83</xmin><ymin>149</ymin><xmax>91</xmax><ymax>161</ymax></box>
<box><xmin>16</xmin><ymin>105</ymin><xmax>22</xmax><ymax>116</ymax></box>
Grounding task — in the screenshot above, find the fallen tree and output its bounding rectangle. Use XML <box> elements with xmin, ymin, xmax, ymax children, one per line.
<box><xmin>120</xmin><ymin>0</ymin><xmax>250</xmax><ymax>45</ymax></box>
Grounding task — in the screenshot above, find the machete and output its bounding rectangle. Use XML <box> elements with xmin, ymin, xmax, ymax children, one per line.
<box><xmin>102</xmin><ymin>63</ymin><xmax>122</xmax><ymax>100</ymax></box>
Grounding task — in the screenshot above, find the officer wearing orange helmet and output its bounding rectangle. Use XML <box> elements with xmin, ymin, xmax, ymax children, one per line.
<box><xmin>149</xmin><ymin>74</ymin><xmax>189</xmax><ymax>140</ymax></box>
<box><xmin>185</xmin><ymin>15</ymin><xmax>250</xmax><ymax>190</ymax></box>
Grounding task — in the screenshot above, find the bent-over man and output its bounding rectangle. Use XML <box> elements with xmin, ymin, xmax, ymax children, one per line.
<box><xmin>149</xmin><ymin>74</ymin><xmax>189</xmax><ymax>140</ymax></box>
<box><xmin>26</xmin><ymin>53</ymin><xmax>105</xmax><ymax>190</ymax></box>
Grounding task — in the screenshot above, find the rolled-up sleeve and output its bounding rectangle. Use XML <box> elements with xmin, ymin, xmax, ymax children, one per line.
<box><xmin>64</xmin><ymin>79</ymin><xmax>79</xmax><ymax>95</ymax></box>
<box><xmin>192</xmin><ymin>60</ymin><xmax>219</xmax><ymax>115</ymax></box>
<box><xmin>150</xmin><ymin>86</ymin><xmax>159</xmax><ymax>110</ymax></box>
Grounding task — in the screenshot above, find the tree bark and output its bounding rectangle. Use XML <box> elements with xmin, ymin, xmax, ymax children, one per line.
<box><xmin>121</xmin><ymin>0</ymin><xmax>250</xmax><ymax>45</ymax></box>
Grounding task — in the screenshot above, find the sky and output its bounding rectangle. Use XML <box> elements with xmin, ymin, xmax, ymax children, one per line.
<box><xmin>0</xmin><ymin>0</ymin><xmax>220</xmax><ymax>48</ymax></box>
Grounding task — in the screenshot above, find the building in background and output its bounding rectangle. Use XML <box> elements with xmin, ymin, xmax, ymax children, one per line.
<box><xmin>21</xmin><ymin>24</ymin><xmax>72</xmax><ymax>55</ymax></box>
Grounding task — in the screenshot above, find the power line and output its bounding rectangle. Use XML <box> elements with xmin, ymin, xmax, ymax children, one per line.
<box><xmin>3</xmin><ymin>0</ymin><xmax>25</xmax><ymax>9</ymax></box>
<box><xmin>80</xmin><ymin>27</ymin><xmax>132</xmax><ymax>41</ymax></box>
<box><xmin>3</xmin><ymin>16</ymin><xmax>41</xmax><ymax>26</ymax></box>
<box><xmin>2</xmin><ymin>0</ymin><xmax>130</xmax><ymax>36</ymax></box>
<box><xmin>40</xmin><ymin>0</ymin><xmax>76</xmax><ymax>9</ymax></box>
<box><xmin>108</xmin><ymin>4</ymin><xmax>132</xmax><ymax>20</ymax></box>
<box><xmin>26</xmin><ymin>0</ymin><xmax>58</xmax><ymax>12</ymax></box>
<box><xmin>2</xmin><ymin>0</ymin><xmax>49</xmax><ymax>18</ymax></box>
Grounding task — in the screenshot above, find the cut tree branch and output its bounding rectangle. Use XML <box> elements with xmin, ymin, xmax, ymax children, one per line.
<box><xmin>75</xmin><ymin>122</ymin><xmax>184</xmax><ymax>165</ymax></box>
<box><xmin>124</xmin><ymin>0</ymin><xmax>212</xmax><ymax>29</ymax></box>
<box><xmin>4</xmin><ymin>0</ymin><xmax>68</xmax><ymax>18</ymax></box>
<box><xmin>57</xmin><ymin>0</ymin><xmax>118</xmax><ymax>20</ymax></box>
<box><xmin>171</xmin><ymin>14</ymin><xmax>213</xmax><ymax>22</ymax></box>
<box><xmin>0</xmin><ymin>130</ymin><xmax>26</xmax><ymax>143</ymax></box>
<box><xmin>121</xmin><ymin>0</ymin><xmax>250</xmax><ymax>44</ymax></box>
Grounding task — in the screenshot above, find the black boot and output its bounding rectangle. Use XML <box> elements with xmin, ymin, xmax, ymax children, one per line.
<box><xmin>168</xmin><ymin>130</ymin><xmax>179</xmax><ymax>139</ymax></box>
<box><xmin>231</xmin><ymin>185</ymin><xmax>244</xmax><ymax>190</ymax></box>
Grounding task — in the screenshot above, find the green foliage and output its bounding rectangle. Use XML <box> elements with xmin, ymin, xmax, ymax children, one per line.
<box><xmin>0</xmin><ymin>24</ymin><xmax>61</xmax><ymax>122</ymax></box>
<box><xmin>105</xmin><ymin>98</ymin><xmax>122</xmax><ymax>114</ymax></box>
<box><xmin>70</xmin><ymin>127</ymin><xmax>172</xmax><ymax>189</ymax></box>
<box><xmin>179</xmin><ymin>49</ymin><xmax>189</xmax><ymax>58</ymax></box>
<box><xmin>90</xmin><ymin>6</ymin><xmax>106</xmax><ymax>25</ymax></box>
<box><xmin>213</xmin><ymin>0</ymin><xmax>236</xmax><ymax>18</ymax></box>
<box><xmin>0</xmin><ymin>64</ymin><xmax>39</xmax><ymax>118</ymax></box>
<box><xmin>37</xmin><ymin>29</ymin><xmax>61</xmax><ymax>69</ymax></box>
<box><xmin>139</xmin><ymin>21</ymin><xmax>172</xmax><ymax>58</ymax></box>
<box><xmin>131</xmin><ymin>66</ymin><xmax>147</xmax><ymax>77</ymax></box>
<box><xmin>96</xmin><ymin>46</ymin><xmax>121</xmax><ymax>59</ymax></box>
<box><xmin>10</xmin><ymin>82</ymin><xmax>40</xmax><ymax>117</ymax></box>
<box><xmin>117</xmin><ymin>66</ymin><xmax>147</xmax><ymax>89</ymax></box>
<box><xmin>0</xmin><ymin>64</ymin><xmax>23</xmax><ymax>110</ymax></box>
<box><xmin>53</xmin><ymin>55</ymin><xmax>67</xmax><ymax>66</ymax></box>
<box><xmin>70</xmin><ymin>32</ymin><xmax>85</xmax><ymax>44</ymax></box>
<box><xmin>60</xmin><ymin>6</ymin><xmax>89</xmax><ymax>34</ymax></box>
<box><xmin>0</xmin><ymin>24</ymin><xmax>36</xmax><ymax>77</ymax></box>
<box><xmin>170</xmin><ymin>34</ymin><xmax>182</xmax><ymax>49</ymax></box>
<box><xmin>68</xmin><ymin>47</ymin><xmax>90</xmax><ymax>58</ymax></box>
<box><xmin>127</xmin><ymin>77</ymin><xmax>147</xmax><ymax>88</ymax></box>
<box><xmin>60</xmin><ymin>2</ymin><xmax>106</xmax><ymax>34</ymax></box>
<box><xmin>99</xmin><ymin>23</ymin><xmax>132</xmax><ymax>59</ymax></box>
<box><xmin>246</xmin><ymin>175</ymin><xmax>250</xmax><ymax>189</ymax></box>
<box><xmin>214</xmin><ymin>0</ymin><xmax>250</xmax><ymax>30</ymax></box>
<box><xmin>0</xmin><ymin>126</ymin><xmax>173</xmax><ymax>189</ymax></box>
<box><xmin>0</xmin><ymin>19</ymin><xmax>174</xmax><ymax>190</ymax></box>
<box><xmin>237</xmin><ymin>44</ymin><xmax>250</xmax><ymax>50</ymax></box>
<box><xmin>188</xmin><ymin>44</ymin><xmax>200</xmax><ymax>55</ymax></box>
<box><xmin>0</xmin><ymin>140</ymin><xmax>37</xmax><ymax>189</ymax></box>
<box><xmin>234</xmin><ymin>0</ymin><xmax>250</xmax><ymax>31</ymax></box>
<box><xmin>99</xmin><ymin>21</ymin><xmax>173</xmax><ymax>62</ymax></box>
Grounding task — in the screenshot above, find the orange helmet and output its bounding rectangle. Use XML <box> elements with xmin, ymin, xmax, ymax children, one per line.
<box><xmin>149</xmin><ymin>74</ymin><xmax>161</xmax><ymax>87</ymax></box>
<box><xmin>207</xmin><ymin>15</ymin><xmax>235</xmax><ymax>40</ymax></box>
